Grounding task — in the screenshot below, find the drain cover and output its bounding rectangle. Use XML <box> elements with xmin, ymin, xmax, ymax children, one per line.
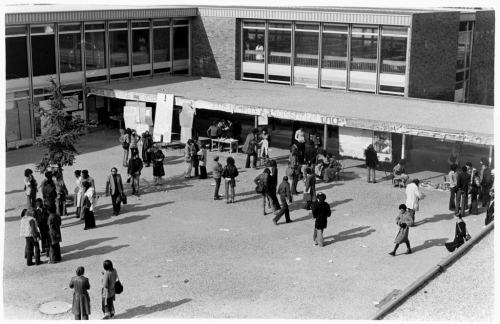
<box><xmin>39</xmin><ymin>301</ymin><xmax>72</xmax><ymax>315</ymax></box>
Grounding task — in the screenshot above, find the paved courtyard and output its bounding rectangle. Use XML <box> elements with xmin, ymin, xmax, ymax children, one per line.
<box><xmin>2</xmin><ymin>130</ymin><xmax>494</xmax><ymax>319</ymax></box>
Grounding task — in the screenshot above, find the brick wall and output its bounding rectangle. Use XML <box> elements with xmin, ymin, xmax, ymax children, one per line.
<box><xmin>191</xmin><ymin>16</ymin><xmax>240</xmax><ymax>80</ymax></box>
<box><xmin>408</xmin><ymin>12</ymin><xmax>460</xmax><ymax>101</ymax></box>
<box><xmin>469</xmin><ymin>10</ymin><xmax>495</xmax><ymax>106</ymax></box>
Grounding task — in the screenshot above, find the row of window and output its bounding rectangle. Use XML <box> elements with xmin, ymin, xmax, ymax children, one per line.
<box><xmin>241</xmin><ymin>20</ymin><xmax>408</xmax><ymax>95</ymax></box>
<box><xmin>5</xmin><ymin>18</ymin><xmax>191</xmax><ymax>143</ymax></box>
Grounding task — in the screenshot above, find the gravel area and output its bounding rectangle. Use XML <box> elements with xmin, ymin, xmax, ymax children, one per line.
<box><xmin>2</xmin><ymin>130</ymin><xmax>494</xmax><ymax>320</ymax></box>
<box><xmin>381</xmin><ymin>230</ymin><xmax>495</xmax><ymax>321</ymax></box>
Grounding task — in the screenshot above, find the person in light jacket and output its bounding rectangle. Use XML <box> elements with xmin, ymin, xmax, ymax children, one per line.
<box><xmin>405</xmin><ymin>178</ymin><xmax>426</xmax><ymax>226</ymax></box>
<box><xmin>105</xmin><ymin>167</ymin><xmax>124</xmax><ymax>216</ymax></box>
<box><xmin>184</xmin><ymin>139</ymin><xmax>194</xmax><ymax>179</ymax></box>
<box><xmin>20</xmin><ymin>207</ymin><xmax>41</xmax><ymax>266</ymax></box>
<box><xmin>389</xmin><ymin>204</ymin><xmax>413</xmax><ymax>256</ymax></box>
<box><xmin>119</xmin><ymin>129</ymin><xmax>131</xmax><ymax>167</ymax></box>
<box><xmin>74</xmin><ymin>170</ymin><xmax>85</xmax><ymax>219</ymax></box>
<box><xmin>447</xmin><ymin>163</ymin><xmax>458</xmax><ymax>211</ymax></box>
<box><xmin>198</xmin><ymin>144</ymin><xmax>209</xmax><ymax>179</ymax></box>
<box><xmin>243</xmin><ymin>128</ymin><xmax>259</xmax><ymax>169</ymax></box>
<box><xmin>24</xmin><ymin>168</ymin><xmax>38</xmax><ymax>208</ymax></box>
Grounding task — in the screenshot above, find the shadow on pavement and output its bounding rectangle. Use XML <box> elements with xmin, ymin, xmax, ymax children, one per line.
<box><xmin>410</xmin><ymin>238</ymin><xmax>449</xmax><ymax>254</ymax></box>
<box><xmin>323</xmin><ymin>226</ymin><xmax>376</xmax><ymax>246</ymax></box>
<box><xmin>113</xmin><ymin>298</ymin><xmax>192</xmax><ymax>319</ymax></box>
<box><xmin>95</xmin><ymin>214</ymin><xmax>151</xmax><ymax>229</ymax></box>
<box><xmin>61</xmin><ymin>237</ymin><xmax>118</xmax><ymax>254</ymax></box>
<box><xmin>91</xmin><ymin>201</ymin><xmax>174</xmax><ymax>222</ymax></box>
<box><xmin>5</xmin><ymin>189</ymin><xmax>25</xmax><ymax>195</ymax></box>
<box><xmin>62</xmin><ymin>244</ymin><xmax>129</xmax><ymax>261</ymax></box>
<box><xmin>417</xmin><ymin>213</ymin><xmax>455</xmax><ymax>225</ymax></box>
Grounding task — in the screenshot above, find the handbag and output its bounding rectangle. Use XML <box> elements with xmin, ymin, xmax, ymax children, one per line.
<box><xmin>121</xmin><ymin>193</ymin><xmax>127</xmax><ymax>205</ymax></box>
<box><xmin>255</xmin><ymin>182</ymin><xmax>265</xmax><ymax>194</ymax></box>
<box><xmin>286</xmin><ymin>166</ymin><xmax>294</xmax><ymax>177</ymax></box>
<box><xmin>122</xmin><ymin>142</ymin><xmax>130</xmax><ymax>150</ymax></box>
<box><xmin>115</xmin><ymin>276</ymin><xmax>124</xmax><ymax>294</ymax></box>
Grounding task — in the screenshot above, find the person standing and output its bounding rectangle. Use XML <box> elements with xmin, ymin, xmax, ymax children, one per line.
<box><xmin>267</xmin><ymin>160</ymin><xmax>280</xmax><ymax>211</ymax></box>
<box><xmin>192</xmin><ymin>140</ymin><xmax>201</xmax><ymax>177</ymax></box>
<box><xmin>53</xmin><ymin>170</ymin><xmax>68</xmax><ymax>217</ymax></box>
<box><xmin>34</xmin><ymin>198</ymin><xmax>49</xmax><ymax>254</ymax></box>
<box><xmin>272</xmin><ymin>176</ymin><xmax>293</xmax><ymax>225</ymax></box>
<box><xmin>254</xmin><ymin>168</ymin><xmax>271</xmax><ymax>215</ymax></box>
<box><xmin>447</xmin><ymin>164</ymin><xmax>458</xmax><ymax>211</ymax></box>
<box><xmin>127</xmin><ymin>153</ymin><xmax>143</xmax><ymax>197</ymax></box>
<box><xmin>119</xmin><ymin>129</ymin><xmax>131</xmax><ymax>167</ymax></box>
<box><xmin>74</xmin><ymin>170</ymin><xmax>85</xmax><ymax>219</ymax></box>
<box><xmin>479</xmin><ymin>157</ymin><xmax>493</xmax><ymax>207</ymax></box>
<box><xmin>222</xmin><ymin>156</ymin><xmax>239</xmax><ymax>203</ymax></box>
<box><xmin>24</xmin><ymin>168</ymin><xmax>38</xmax><ymax>208</ymax></box>
<box><xmin>42</xmin><ymin>172</ymin><xmax>58</xmax><ymax>212</ymax></box>
<box><xmin>129</xmin><ymin>129</ymin><xmax>140</xmax><ymax>157</ymax></box>
<box><xmin>243</xmin><ymin>128</ymin><xmax>259</xmax><ymax>169</ymax></box>
<box><xmin>455</xmin><ymin>166</ymin><xmax>471</xmax><ymax>217</ymax></box>
<box><xmin>304</xmin><ymin>143</ymin><xmax>317</xmax><ymax>180</ymax></box>
<box><xmin>152</xmin><ymin>145</ymin><xmax>165</xmax><ymax>185</ymax></box>
<box><xmin>445</xmin><ymin>214</ymin><xmax>468</xmax><ymax>252</ymax></box>
<box><xmin>255</xmin><ymin>42</ymin><xmax>264</xmax><ymax>61</ymax></box>
<box><xmin>47</xmin><ymin>206</ymin><xmax>62</xmax><ymax>264</ymax></box>
<box><xmin>20</xmin><ymin>208</ymin><xmax>41</xmax><ymax>266</ymax></box>
<box><xmin>184</xmin><ymin>139</ymin><xmax>194</xmax><ymax>179</ymax></box>
<box><xmin>485</xmin><ymin>189</ymin><xmax>494</xmax><ymax>225</ymax></box>
<box><xmin>312</xmin><ymin>192</ymin><xmax>331</xmax><ymax>247</ymax></box>
<box><xmin>405</xmin><ymin>179</ymin><xmax>426</xmax><ymax>226</ymax></box>
<box><xmin>106</xmin><ymin>167</ymin><xmax>124</xmax><ymax>216</ymax></box>
<box><xmin>294</xmin><ymin>126</ymin><xmax>306</xmax><ymax>158</ymax></box>
<box><xmin>290</xmin><ymin>151</ymin><xmax>301</xmax><ymax>196</ymax></box>
<box><xmin>364</xmin><ymin>144</ymin><xmax>379</xmax><ymax>183</ymax></box>
<box><xmin>141</xmin><ymin>131</ymin><xmax>153</xmax><ymax>167</ymax></box>
<box><xmin>259</xmin><ymin>128</ymin><xmax>271</xmax><ymax>161</ymax></box>
<box><xmin>82</xmin><ymin>182</ymin><xmax>96</xmax><ymax>230</ymax></box>
<box><xmin>198</xmin><ymin>144</ymin><xmax>209</xmax><ymax>179</ymax></box>
<box><xmin>466</xmin><ymin>162</ymin><xmax>480</xmax><ymax>215</ymax></box>
<box><xmin>209</xmin><ymin>156</ymin><xmax>222</xmax><ymax>200</ymax></box>
<box><xmin>389</xmin><ymin>204</ymin><xmax>413</xmax><ymax>256</ymax></box>
<box><xmin>207</xmin><ymin>122</ymin><xmax>221</xmax><ymax>152</ymax></box>
<box><xmin>81</xmin><ymin>170</ymin><xmax>95</xmax><ymax>189</ymax></box>
<box><xmin>304</xmin><ymin>168</ymin><xmax>316</xmax><ymax>210</ymax></box>
<box><xmin>70</xmin><ymin>266</ymin><xmax>91</xmax><ymax>320</ymax></box>
<box><xmin>447</xmin><ymin>141</ymin><xmax>462</xmax><ymax>168</ymax></box>
<box><xmin>101</xmin><ymin>260</ymin><xmax>119</xmax><ymax>320</ymax></box>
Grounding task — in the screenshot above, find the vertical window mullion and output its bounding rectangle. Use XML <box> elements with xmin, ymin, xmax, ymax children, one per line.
<box><xmin>346</xmin><ymin>24</ymin><xmax>351</xmax><ymax>91</ymax></box>
<box><xmin>264</xmin><ymin>20</ymin><xmax>268</xmax><ymax>83</ymax></box>
<box><xmin>318</xmin><ymin>22</ymin><xmax>322</xmax><ymax>88</ymax></box>
<box><xmin>376</xmin><ymin>26</ymin><xmax>381</xmax><ymax>94</ymax></box>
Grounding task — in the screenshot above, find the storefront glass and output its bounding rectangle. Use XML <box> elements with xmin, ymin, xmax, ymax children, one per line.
<box><xmin>350</xmin><ymin>26</ymin><xmax>378</xmax><ymax>92</ymax></box>
<box><xmin>59</xmin><ymin>23</ymin><xmax>84</xmax><ymax>87</ymax></box>
<box><xmin>267</xmin><ymin>22</ymin><xmax>291</xmax><ymax>84</ymax></box>
<box><xmin>153</xmin><ymin>20</ymin><xmax>171</xmax><ymax>74</ymax></box>
<box><xmin>31</xmin><ymin>24</ymin><xmax>57</xmax><ymax>93</ymax></box>
<box><xmin>294</xmin><ymin>23</ymin><xmax>319</xmax><ymax>87</ymax></box>
<box><xmin>109</xmin><ymin>21</ymin><xmax>130</xmax><ymax>80</ymax></box>
<box><xmin>321</xmin><ymin>24</ymin><xmax>348</xmax><ymax>89</ymax></box>
<box><xmin>173</xmin><ymin>20</ymin><xmax>189</xmax><ymax>74</ymax></box>
<box><xmin>84</xmin><ymin>23</ymin><xmax>107</xmax><ymax>83</ymax></box>
<box><xmin>379</xmin><ymin>26</ymin><xmax>407</xmax><ymax>95</ymax></box>
<box><xmin>132</xmin><ymin>20</ymin><xmax>151</xmax><ymax>77</ymax></box>
<box><xmin>242</xmin><ymin>21</ymin><xmax>265</xmax><ymax>81</ymax></box>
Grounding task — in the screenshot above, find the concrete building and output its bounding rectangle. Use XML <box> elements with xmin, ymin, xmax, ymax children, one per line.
<box><xmin>4</xmin><ymin>4</ymin><xmax>494</xmax><ymax>168</ymax></box>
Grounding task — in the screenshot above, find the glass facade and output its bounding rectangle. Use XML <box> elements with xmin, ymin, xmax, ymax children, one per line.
<box><xmin>4</xmin><ymin>17</ymin><xmax>191</xmax><ymax>144</ymax></box>
<box><xmin>455</xmin><ymin>21</ymin><xmax>473</xmax><ymax>102</ymax></box>
<box><xmin>241</xmin><ymin>20</ymin><xmax>409</xmax><ymax>96</ymax></box>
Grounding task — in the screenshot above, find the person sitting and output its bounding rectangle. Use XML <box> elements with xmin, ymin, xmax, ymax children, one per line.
<box><xmin>392</xmin><ymin>159</ymin><xmax>410</xmax><ymax>187</ymax></box>
<box><xmin>323</xmin><ymin>154</ymin><xmax>342</xmax><ymax>182</ymax></box>
<box><xmin>315</xmin><ymin>150</ymin><xmax>328</xmax><ymax>178</ymax></box>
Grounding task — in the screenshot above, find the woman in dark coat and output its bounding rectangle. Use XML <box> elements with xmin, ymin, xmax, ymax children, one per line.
<box><xmin>267</xmin><ymin>159</ymin><xmax>280</xmax><ymax>210</ymax></box>
<box><xmin>312</xmin><ymin>192</ymin><xmax>331</xmax><ymax>247</ymax></box>
<box><xmin>445</xmin><ymin>214</ymin><xmax>468</xmax><ymax>252</ymax></box>
<box><xmin>389</xmin><ymin>204</ymin><xmax>413</xmax><ymax>256</ymax></box>
<box><xmin>192</xmin><ymin>141</ymin><xmax>200</xmax><ymax>177</ymax></box>
<box><xmin>70</xmin><ymin>266</ymin><xmax>91</xmax><ymax>320</ymax></box>
<box><xmin>141</xmin><ymin>131</ymin><xmax>153</xmax><ymax>167</ymax></box>
<box><xmin>152</xmin><ymin>144</ymin><xmax>165</xmax><ymax>185</ymax></box>
<box><xmin>364</xmin><ymin>144</ymin><xmax>379</xmax><ymax>183</ymax></box>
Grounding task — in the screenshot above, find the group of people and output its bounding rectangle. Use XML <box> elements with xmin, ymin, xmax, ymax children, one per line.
<box><xmin>68</xmin><ymin>260</ymin><xmax>120</xmax><ymax>320</ymax></box>
<box><xmin>206</xmin><ymin>118</ymin><xmax>243</xmax><ymax>153</ymax></box>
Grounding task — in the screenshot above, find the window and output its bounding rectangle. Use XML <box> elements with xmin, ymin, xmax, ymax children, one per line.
<box><xmin>173</xmin><ymin>19</ymin><xmax>189</xmax><ymax>74</ymax></box>
<box><xmin>455</xmin><ymin>22</ymin><xmax>473</xmax><ymax>102</ymax></box>
<box><xmin>85</xmin><ymin>22</ymin><xmax>107</xmax><ymax>82</ymax></box>
<box><xmin>132</xmin><ymin>20</ymin><xmax>151</xmax><ymax>77</ymax></box>
<box><xmin>31</xmin><ymin>24</ymin><xmax>56</xmax><ymax>93</ymax></box>
<box><xmin>59</xmin><ymin>23</ymin><xmax>83</xmax><ymax>87</ymax></box>
<box><xmin>109</xmin><ymin>21</ymin><xmax>130</xmax><ymax>80</ymax></box>
<box><xmin>350</xmin><ymin>25</ymin><xmax>378</xmax><ymax>92</ymax></box>
<box><xmin>153</xmin><ymin>20</ymin><xmax>171</xmax><ymax>74</ymax></box>
<box><xmin>379</xmin><ymin>26</ymin><xmax>407</xmax><ymax>95</ymax></box>
<box><xmin>321</xmin><ymin>24</ymin><xmax>348</xmax><ymax>89</ymax></box>
<box><xmin>294</xmin><ymin>23</ymin><xmax>319</xmax><ymax>87</ymax></box>
<box><xmin>267</xmin><ymin>22</ymin><xmax>291</xmax><ymax>84</ymax></box>
<box><xmin>242</xmin><ymin>20</ymin><xmax>265</xmax><ymax>81</ymax></box>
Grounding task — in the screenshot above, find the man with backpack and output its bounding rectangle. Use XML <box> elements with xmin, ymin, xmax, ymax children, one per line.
<box><xmin>254</xmin><ymin>168</ymin><xmax>271</xmax><ymax>215</ymax></box>
<box><xmin>222</xmin><ymin>156</ymin><xmax>239</xmax><ymax>203</ymax></box>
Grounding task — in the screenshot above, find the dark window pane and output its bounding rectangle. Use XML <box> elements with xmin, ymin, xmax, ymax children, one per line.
<box><xmin>381</xmin><ymin>26</ymin><xmax>408</xmax><ymax>36</ymax></box>
<box><xmin>323</xmin><ymin>24</ymin><xmax>348</xmax><ymax>33</ymax></box>
<box><xmin>84</xmin><ymin>31</ymin><xmax>106</xmax><ymax>71</ymax></box>
<box><xmin>174</xmin><ymin>20</ymin><xmax>189</xmax><ymax>25</ymax></box>
<box><xmin>31</xmin><ymin>34</ymin><xmax>56</xmax><ymax>76</ymax></box>
<box><xmin>270</xmin><ymin>22</ymin><xmax>291</xmax><ymax>29</ymax></box>
<box><xmin>322</xmin><ymin>33</ymin><xmax>347</xmax><ymax>69</ymax></box>
<box><xmin>6</xmin><ymin>36</ymin><xmax>29</xmax><ymax>79</ymax></box>
<box><xmin>352</xmin><ymin>26</ymin><xmax>378</xmax><ymax>34</ymax></box>
<box><xmin>173</xmin><ymin>26</ymin><xmax>189</xmax><ymax>60</ymax></box>
<box><xmin>31</xmin><ymin>25</ymin><xmax>54</xmax><ymax>34</ymax></box>
<box><xmin>110</xmin><ymin>30</ymin><xmax>129</xmax><ymax>67</ymax></box>
<box><xmin>132</xmin><ymin>21</ymin><xmax>150</xmax><ymax>28</ymax></box>
<box><xmin>243</xmin><ymin>21</ymin><xmax>265</xmax><ymax>28</ymax></box>
<box><xmin>60</xmin><ymin>33</ymin><xmax>82</xmax><ymax>73</ymax></box>
<box><xmin>133</xmin><ymin>29</ymin><xmax>150</xmax><ymax>65</ymax></box>
<box><xmin>6</xmin><ymin>26</ymin><xmax>26</xmax><ymax>36</ymax></box>
<box><xmin>85</xmin><ymin>23</ymin><xmax>105</xmax><ymax>31</ymax></box>
<box><xmin>154</xmin><ymin>27</ymin><xmax>170</xmax><ymax>64</ymax></box>
<box><xmin>109</xmin><ymin>22</ymin><xmax>128</xmax><ymax>29</ymax></box>
<box><xmin>296</xmin><ymin>24</ymin><xmax>319</xmax><ymax>31</ymax></box>
<box><xmin>59</xmin><ymin>24</ymin><xmax>81</xmax><ymax>32</ymax></box>
<box><xmin>380</xmin><ymin>36</ymin><xmax>407</xmax><ymax>74</ymax></box>
<box><xmin>380</xmin><ymin>85</ymin><xmax>404</xmax><ymax>93</ymax></box>
<box><xmin>456</xmin><ymin>72</ymin><xmax>464</xmax><ymax>82</ymax></box>
<box><xmin>153</xmin><ymin>20</ymin><xmax>170</xmax><ymax>27</ymax></box>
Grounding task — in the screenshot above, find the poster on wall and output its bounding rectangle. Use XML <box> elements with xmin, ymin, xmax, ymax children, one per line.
<box><xmin>339</xmin><ymin>127</ymin><xmax>373</xmax><ymax>160</ymax></box>
<box><xmin>124</xmin><ymin>106</ymin><xmax>140</xmax><ymax>130</ymax></box>
<box><xmin>373</xmin><ymin>131</ymin><xmax>392</xmax><ymax>162</ymax></box>
<box><xmin>154</xmin><ymin>93</ymin><xmax>174</xmax><ymax>143</ymax></box>
<box><xmin>179</xmin><ymin>102</ymin><xmax>196</xmax><ymax>143</ymax></box>
<box><xmin>258</xmin><ymin>115</ymin><xmax>268</xmax><ymax>125</ymax></box>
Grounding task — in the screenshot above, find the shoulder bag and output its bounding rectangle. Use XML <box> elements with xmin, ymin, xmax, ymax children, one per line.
<box><xmin>115</xmin><ymin>274</ymin><xmax>124</xmax><ymax>294</ymax></box>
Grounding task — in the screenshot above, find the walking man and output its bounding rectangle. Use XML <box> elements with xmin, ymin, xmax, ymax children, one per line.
<box><xmin>312</xmin><ymin>192</ymin><xmax>331</xmax><ymax>247</ymax></box>
<box><xmin>254</xmin><ymin>168</ymin><xmax>271</xmax><ymax>215</ymax></box>
<box><xmin>212</xmin><ymin>156</ymin><xmax>223</xmax><ymax>200</ymax></box>
<box><xmin>105</xmin><ymin>167</ymin><xmax>124</xmax><ymax>216</ymax></box>
<box><xmin>272</xmin><ymin>176</ymin><xmax>293</xmax><ymax>225</ymax></box>
<box><xmin>128</xmin><ymin>153</ymin><xmax>143</xmax><ymax>197</ymax></box>
<box><xmin>405</xmin><ymin>179</ymin><xmax>426</xmax><ymax>226</ymax></box>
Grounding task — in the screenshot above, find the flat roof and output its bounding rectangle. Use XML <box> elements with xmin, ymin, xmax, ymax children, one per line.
<box><xmin>88</xmin><ymin>76</ymin><xmax>494</xmax><ymax>144</ymax></box>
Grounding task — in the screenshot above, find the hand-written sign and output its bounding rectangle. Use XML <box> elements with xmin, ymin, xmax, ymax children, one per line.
<box><xmin>154</xmin><ymin>93</ymin><xmax>174</xmax><ymax>143</ymax></box>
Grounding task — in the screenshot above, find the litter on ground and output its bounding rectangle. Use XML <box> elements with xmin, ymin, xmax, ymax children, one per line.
<box><xmin>162</xmin><ymin>285</ymin><xmax>168</xmax><ymax>288</ymax></box>
<box><xmin>220</xmin><ymin>228</ymin><xmax>229</xmax><ymax>231</ymax></box>
<box><xmin>295</xmin><ymin>258</ymin><xmax>301</xmax><ymax>261</ymax></box>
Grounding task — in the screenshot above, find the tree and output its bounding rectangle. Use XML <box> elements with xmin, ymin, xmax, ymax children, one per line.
<box><xmin>30</xmin><ymin>77</ymin><xmax>96</xmax><ymax>175</ymax></box>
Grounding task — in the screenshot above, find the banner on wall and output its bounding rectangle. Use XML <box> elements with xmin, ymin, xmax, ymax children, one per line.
<box><xmin>154</xmin><ymin>94</ymin><xmax>174</xmax><ymax>143</ymax></box>
<box><xmin>373</xmin><ymin>131</ymin><xmax>392</xmax><ymax>162</ymax></box>
<box><xmin>339</xmin><ymin>127</ymin><xmax>373</xmax><ymax>160</ymax></box>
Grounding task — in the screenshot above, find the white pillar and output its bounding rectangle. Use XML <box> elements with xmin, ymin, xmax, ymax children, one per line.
<box><xmin>489</xmin><ymin>145</ymin><xmax>493</xmax><ymax>165</ymax></box>
<box><xmin>324</xmin><ymin>124</ymin><xmax>328</xmax><ymax>149</ymax></box>
<box><xmin>401</xmin><ymin>134</ymin><xmax>406</xmax><ymax>159</ymax></box>
<box><xmin>255</xmin><ymin>116</ymin><xmax>258</xmax><ymax>128</ymax></box>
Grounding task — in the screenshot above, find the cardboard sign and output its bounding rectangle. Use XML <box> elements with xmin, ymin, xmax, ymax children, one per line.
<box><xmin>339</xmin><ymin>127</ymin><xmax>373</xmax><ymax>160</ymax></box>
<box><xmin>154</xmin><ymin>93</ymin><xmax>174</xmax><ymax>143</ymax></box>
<box><xmin>258</xmin><ymin>115</ymin><xmax>268</xmax><ymax>125</ymax></box>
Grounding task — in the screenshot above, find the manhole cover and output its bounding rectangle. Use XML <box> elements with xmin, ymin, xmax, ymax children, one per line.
<box><xmin>39</xmin><ymin>301</ymin><xmax>72</xmax><ymax>315</ymax></box>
